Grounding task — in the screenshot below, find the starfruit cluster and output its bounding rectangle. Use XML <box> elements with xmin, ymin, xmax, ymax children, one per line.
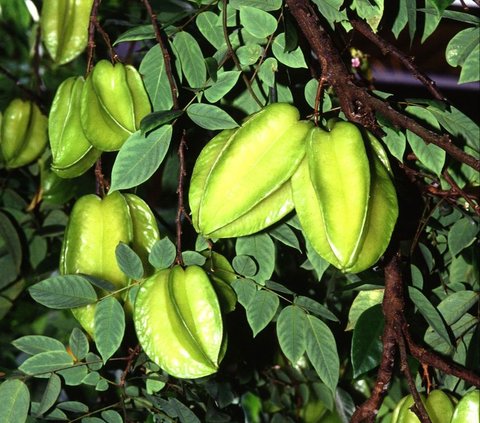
<box><xmin>60</xmin><ymin>191</ymin><xmax>160</xmax><ymax>338</ymax></box>
<box><xmin>134</xmin><ymin>265</ymin><xmax>227</xmax><ymax>379</ymax></box>
<box><xmin>40</xmin><ymin>0</ymin><xmax>94</xmax><ymax>65</ymax></box>
<box><xmin>189</xmin><ymin>103</ymin><xmax>399</xmax><ymax>274</ymax></box>
<box><xmin>48</xmin><ymin>60</ymin><xmax>151</xmax><ymax>177</ymax></box>
<box><xmin>0</xmin><ymin>99</ymin><xmax>48</xmax><ymax>169</ymax></box>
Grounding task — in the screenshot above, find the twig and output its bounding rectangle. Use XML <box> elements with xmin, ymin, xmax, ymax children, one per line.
<box><xmin>285</xmin><ymin>0</ymin><xmax>480</xmax><ymax>172</ymax></box>
<box><xmin>350</xmin><ymin>19</ymin><xmax>446</xmax><ymax>102</ymax></box>
<box><xmin>175</xmin><ymin>131</ymin><xmax>190</xmax><ymax>266</ymax></box>
<box><xmin>222</xmin><ymin>0</ymin><xmax>263</xmax><ymax>107</ymax></box>
<box><xmin>141</xmin><ymin>0</ymin><xmax>179</xmax><ymax>109</ymax></box>
<box><xmin>313</xmin><ymin>77</ymin><xmax>327</xmax><ymax>126</ymax></box>
<box><xmin>442</xmin><ymin>170</ymin><xmax>480</xmax><ymax>215</ymax></box>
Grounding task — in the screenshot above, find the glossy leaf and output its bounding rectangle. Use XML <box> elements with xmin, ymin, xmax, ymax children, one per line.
<box><xmin>245</xmin><ymin>289</ymin><xmax>279</xmax><ymax>337</ymax></box>
<box><xmin>276</xmin><ymin>305</ymin><xmax>307</xmax><ymax>364</ymax></box>
<box><xmin>19</xmin><ymin>350</ymin><xmax>73</xmax><ymax>375</ymax></box>
<box><xmin>272</xmin><ymin>33</ymin><xmax>307</xmax><ymax>68</ymax></box>
<box><xmin>187</xmin><ymin>103</ymin><xmax>238</xmax><ymax>130</ymax></box>
<box><xmin>12</xmin><ymin>335</ymin><xmax>65</xmax><ymax>355</ymax></box>
<box><xmin>196</xmin><ymin>11</ymin><xmax>224</xmax><ymax>49</ymax></box>
<box><xmin>94</xmin><ymin>297</ymin><xmax>125</xmax><ymax>362</ymax></box>
<box><xmin>172</xmin><ymin>31</ymin><xmax>206</xmax><ymax>89</ymax></box>
<box><xmin>346</xmin><ymin>289</ymin><xmax>384</xmax><ymax>331</ymax></box>
<box><xmin>204</xmin><ymin>71</ymin><xmax>241</xmax><ymax>103</ymax></box>
<box><xmin>0</xmin><ymin>379</ymin><xmax>30</xmax><ymax>423</ymax></box>
<box><xmin>310</xmin><ymin>0</ymin><xmax>347</xmax><ymax>28</ymax></box>
<box><xmin>115</xmin><ymin>242</ymin><xmax>144</xmax><ymax>280</ymax></box>
<box><xmin>239</xmin><ymin>6</ymin><xmax>277</xmax><ymax>38</ymax></box>
<box><xmin>148</xmin><ymin>237</ymin><xmax>176</xmax><ymax>270</ymax></box>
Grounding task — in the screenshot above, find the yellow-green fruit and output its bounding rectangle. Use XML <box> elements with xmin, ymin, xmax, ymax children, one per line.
<box><xmin>189</xmin><ymin>103</ymin><xmax>313</xmax><ymax>238</ymax></box>
<box><xmin>81</xmin><ymin>60</ymin><xmax>151</xmax><ymax>151</ymax></box>
<box><xmin>40</xmin><ymin>0</ymin><xmax>94</xmax><ymax>65</ymax></box>
<box><xmin>134</xmin><ymin>265</ymin><xmax>224</xmax><ymax>379</ymax></box>
<box><xmin>0</xmin><ymin>99</ymin><xmax>48</xmax><ymax>169</ymax></box>
<box><xmin>291</xmin><ymin>121</ymin><xmax>398</xmax><ymax>273</ymax></box>
<box><xmin>394</xmin><ymin>391</ymin><xmax>455</xmax><ymax>423</ymax></box>
<box><xmin>49</xmin><ymin>76</ymin><xmax>101</xmax><ymax>178</ymax></box>
<box><xmin>61</xmin><ymin>192</ymin><xmax>160</xmax><ymax>337</ymax></box>
<box><xmin>451</xmin><ymin>390</ymin><xmax>479</xmax><ymax>423</ymax></box>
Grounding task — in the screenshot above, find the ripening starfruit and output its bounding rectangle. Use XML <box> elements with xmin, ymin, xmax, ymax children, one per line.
<box><xmin>81</xmin><ymin>60</ymin><xmax>152</xmax><ymax>151</ymax></box>
<box><xmin>189</xmin><ymin>103</ymin><xmax>312</xmax><ymax>238</ymax></box>
<box><xmin>61</xmin><ymin>191</ymin><xmax>160</xmax><ymax>337</ymax></box>
<box><xmin>49</xmin><ymin>76</ymin><xmax>101</xmax><ymax>178</ymax></box>
<box><xmin>134</xmin><ymin>265</ymin><xmax>224</xmax><ymax>379</ymax></box>
<box><xmin>40</xmin><ymin>0</ymin><xmax>94</xmax><ymax>65</ymax></box>
<box><xmin>0</xmin><ymin>99</ymin><xmax>48</xmax><ymax>169</ymax></box>
<box><xmin>291</xmin><ymin>121</ymin><xmax>398</xmax><ymax>274</ymax></box>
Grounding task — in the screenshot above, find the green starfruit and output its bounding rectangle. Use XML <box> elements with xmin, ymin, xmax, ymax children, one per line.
<box><xmin>291</xmin><ymin>121</ymin><xmax>398</xmax><ymax>273</ymax></box>
<box><xmin>81</xmin><ymin>60</ymin><xmax>152</xmax><ymax>151</ymax></box>
<box><xmin>392</xmin><ymin>391</ymin><xmax>457</xmax><ymax>423</ymax></box>
<box><xmin>451</xmin><ymin>390</ymin><xmax>479</xmax><ymax>423</ymax></box>
<box><xmin>134</xmin><ymin>265</ymin><xmax>224</xmax><ymax>379</ymax></box>
<box><xmin>0</xmin><ymin>98</ymin><xmax>48</xmax><ymax>169</ymax></box>
<box><xmin>40</xmin><ymin>0</ymin><xmax>94</xmax><ymax>65</ymax></box>
<box><xmin>189</xmin><ymin>102</ymin><xmax>312</xmax><ymax>238</ymax></box>
<box><xmin>49</xmin><ymin>76</ymin><xmax>101</xmax><ymax>178</ymax></box>
<box><xmin>61</xmin><ymin>191</ymin><xmax>160</xmax><ymax>337</ymax></box>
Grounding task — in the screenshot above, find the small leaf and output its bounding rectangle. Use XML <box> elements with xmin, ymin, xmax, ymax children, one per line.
<box><xmin>245</xmin><ymin>290</ymin><xmax>279</xmax><ymax>337</ymax></box>
<box><xmin>437</xmin><ymin>290</ymin><xmax>479</xmax><ymax>326</ymax></box>
<box><xmin>19</xmin><ymin>351</ymin><xmax>73</xmax><ymax>375</ymax></box>
<box><xmin>346</xmin><ymin>290</ymin><xmax>384</xmax><ymax>331</ymax></box>
<box><xmin>69</xmin><ymin>328</ymin><xmax>89</xmax><ymax>361</ymax></box>
<box><xmin>0</xmin><ymin>211</ymin><xmax>22</xmax><ymax>273</ymax></box>
<box><xmin>148</xmin><ymin>237</ymin><xmax>176</xmax><ymax>269</ymax></box>
<box><xmin>239</xmin><ymin>6</ymin><xmax>277</xmax><ymax>38</ymax></box>
<box><xmin>109</xmin><ymin>125</ymin><xmax>173</xmax><ymax>192</ymax></box>
<box><xmin>12</xmin><ymin>335</ymin><xmax>65</xmax><ymax>355</ymax></box>
<box><xmin>232</xmin><ymin>278</ymin><xmax>257</xmax><ymax>308</ymax></box>
<box><xmin>294</xmin><ymin>296</ymin><xmax>339</xmax><ymax>322</ymax></box>
<box><xmin>409</xmin><ymin>286</ymin><xmax>452</xmax><ymax>347</ymax></box>
<box><xmin>448</xmin><ymin>218</ymin><xmax>478</xmax><ymax>256</ymax></box>
<box><xmin>232</xmin><ymin>255</ymin><xmax>257</xmax><ymax>278</ymax></box>
<box><xmin>304</xmin><ymin>240</ymin><xmax>330</xmax><ymax>281</ymax></box>
<box><xmin>114</xmin><ymin>25</ymin><xmax>155</xmax><ymax>45</ymax></box>
<box><xmin>0</xmin><ymin>379</ymin><xmax>30</xmax><ymax>423</ymax></box>
<box><xmin>272</xmin><ymin>33</ymin><xmax>307</xmax><ymax>68</ymax></box>
<box><xmin>115</xmin><ymin>242</ymin><xmax>144</xmax><ymax>280</ymax></box>
<box><xmin>140</xmin><ymin>110</ymin><xmax>183</xmax><ymax>134</ymax></box>
<box><xmin>36</xmin><ymin>373</ymin><xmax>61</xmax><ymax>416</ymax></box>
<box><xmin>236</xmin><ymin>233</ymin><xmax>275</xmax><ymax>284</ymax></box>
<box><xmin>172</xmin><ymin>31</ymin><xmax>206</xmax><ymax>89</ymax></box>
<box><xmin>57</xmin><ymin>364</ymin><xmax>88</xmax><ymax>386</ymax></box>
<box><xmin>276</xmin><ymin>305</ymin><xmax>307</xmax><ymax>364</ymax></box>
<box><xmin>305</xmin><ymin>315</ymin><xmax>339</xmax><ymax>394</ymax></box>
<box><xmin>204</xmin><ymin>71</ymin><xmax>241</xmax><ymax>103</ymax></box>
<box><xmin>269</xmin><ymin>224</ymin><xmax>301</xmax><ymax>251</ymax></box>
<box><xmin>351</xmin><ymin>305</ymin><xmax>384</xmax><ymax>378</ymax></box>
<box><xmin>196</xmin><ymin>11</ymin><xmax>224</xmax><ymax>50</ymax></box>
<box><xmin>94</xmin><ymin>297</ymin><xmax>125</xmax><ymax>363</ymax></box>
<box><xmin>265</xmin><ymin>280</ymin><xmax>293</xmax><ymax>295</ymax></box>
<box><xmin>382</xmin><ymin>125</ymin><xmax>406</xmax><ymax>163</ymax></box>
<box><xmin>102</xmin><ymin>410</ymin><xmax>123</xmax><ymax>423</ymax></box>
<box><xmin>187</xmin><ymin>103</ymin><xmax>238</xmax><ymax>130</ymax></box>
<box><xmin>181</xmin><ymin>250</ymin><xmax>207</xmax><ymax>266</ymax></box>
<box><xmin>310</xmin><ymin>0</ymin><xmax>347</xmax><ymax>29</ymax></box>
<box><xmin>57</xmin><ymin>401</ymin><xmax>89</xmax><ymax>413</ymax></box>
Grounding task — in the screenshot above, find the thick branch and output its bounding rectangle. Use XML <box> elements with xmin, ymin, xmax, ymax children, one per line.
<box><xmin>285</xmin><ymin>0</ymin><xmax>480</xmax><ymax>172</ymax></box>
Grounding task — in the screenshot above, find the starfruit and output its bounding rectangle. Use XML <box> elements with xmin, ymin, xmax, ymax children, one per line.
<box><xmin>81</xmin><ymin>60</ymin><xmax>151</xmax><ymax>151</ymax></box>
<box><xmin>40</xmin><ymin>0</ymin><xmax>94</xmax><ymax>65</ymax></box>
<box><xmin>134</xmin><ymin>265</ymin><xmax>224</xmax><ymax>379</ymax></box>
<box><xmin>189</xmin><ymin>103</ymin><xmax>312</xmax><ymax>238</ymax></box>
<box><xmin>0</xmin><ymin>99</ymin><xmax>48</xmax><ymax>169</ymax></box>
<box><xmin>61</xmin><ymin>191</ymin><xmax>160</xmax><ymax>337</ymax></box>
<box><xmin>291</xmin><ymin>121</ymin><xmax>398</xmax><ymax>274</ymax></box>
<box><xmin>49</xmin><ymin>76</ymin><xmax>101</xmax><ymax>178</ymax></box>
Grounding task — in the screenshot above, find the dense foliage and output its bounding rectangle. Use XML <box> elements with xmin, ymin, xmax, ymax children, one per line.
<box><xmin>0</xmin><ymin>0</ymin><xmax>478</xmax><ymax>422</ymax></box>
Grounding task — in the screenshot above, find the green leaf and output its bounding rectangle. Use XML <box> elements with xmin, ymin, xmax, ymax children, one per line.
<box><xmin>0</xmin><ymin>379</ymin><xmax>30</xmax><ymax>423</ymax></box>
<box><xmin>196</xmin><ymin>11</ymin><xmax>224</xmax><ymax>49</ymax></box>
<box><xmin>29</xmin><ymin>276</ymin><xmax>97</xmax><ymax>309</ymax></box>
<box><xmin>437</xmin><ymin>290</ymin><xmax>479</xmax><ymax>326</ymax></box>
<box><xmin>69</xmin><ymin>328</ymin><xmax>89</xmax><ymax>361</ymax></box>
<box><xmin>446</xmin><ymin>28</ymin><xmax>478</xmax><ymax>68</ymax></box>
<box><xmin>310</xmin><ymin>0</ymin><xmax>347</xmax><ymax>28</ymax></box>
<box><xmin>57</xmin><ymin>401</ymin><xmax>89</xmax><ymax>413</ymax></box>
<box><xmin>115</xmin><ymin>242</ymin><xmax>144</xmax><ymax>280</ymax></box>
<box><xmin>351</xmin><ymin>0</ymin><xmax>384</xmax><ymax>32</ymax></box>
<box><xmin>230</xmin><ymin>0</ymin><xmax>282</xmax><ymax>11</ymax></box>
<box><xmin>294</xmin><ymin>296</ymin><xmax>339</xmax><ymax>322</ymax></box>
<box><xmin>82</xmin><ymin>371</ymin><xmax>100</xmax><ymax>386</ymax></box>
<box><xmin>409</xmin><ymin>286</ymin><xmax>452</xmax><ymax>346</ymax></box>
<box><xmin>204</xmin><ymin>71</ymin><xmax>241</xmax><ymax>103</ymax></box>
<box><xmin>102</xmin><ymin>410</ymin><xmax>123</xmax><ymax>423</ymax></box>
<box><xmin>269</xmin><ymin>224</ymin><xmax>301</xmax><ymax>252</ymax></box>
<box><xmin>236</xmin><ymin>233</ymin><xmax>275</xmax><ymax>284</ymax></box>
<box><xmin>114</xmin><ymin>25</ymin><xmax>155</xmax><ymax>45</ymax></box>
<box><xmin>109</xmin><ymin>125</ymin><xmax>173</xmax><ymax>192</ymax></box>
<box><xmin>232</xmin><ymin>278</ymin><xmax>257</xmax><ymax>308</ymax></box>
<box><xmin>94</xmin><ymin>297</ymin><xmax>125</xmax><ymax>363</ymax></box>
<box><xmin>272</xmin><ymin>32</ymin><xmax>307</xmax><ymax>68</ymax></box>
<box><xmin>0</xmin><ymin>211</ymin><xmax>22</xmax><ymax>273</ymax></box>
<box><xmin>258</xmin><ymin>57</ymin><xmax>278</xmax><ymax>87</ymax></box>
<box><xmin>82</xmin><ymin>417</ymin><xmax>105</xmax><ymax>423</ymax></box>
<box><xmin>148</xmin><ymin>237</ymin><xmax>176</xmax><ymax>270</ymax></box>
<box><xmin>239</xmin><ymin>6</ymin><xmax>277</xmax><ymax>38</ymax></box>
<box><xmin>382</xmin><ymin>124</ymin><xmax>406</xmax><ymax>163</ymax></box>
<box><xmin>245</xmin><ymin>290</ymin><xmax>279</xmax><ymax>337</ymax></box>
<box><xmin>305</xmin><ymin>315</ymin><xmax>339</xmax><ymax>394</ymax></box>
<box><xmin>351</xmin><ymin>304</ymin><xmax>384</xmax><ymax>378</ymax></box>
<box><xmin>57</xmin><ymin>364</ymin><xmax>88</xmax><ymax>386</ymax></box>
<box><xmin>36</xmin><ymin>373</ymin><xmax>61</xmax><ymax>416</ymax></box>
<box><xmin>392</xmin><ymin>0</ymin><xmax>408</xmax><ymax>38</ymax></box>
<box><xmin>406</xmin><ymin>106</ymin><xmax>445</xmax><ymax>176</ymax></box>
<box><xmin>304</xmin><ymin>78</ymin><xmax>332</xmax><ymax>112</ymax></box>
<box><xmin>85</xmin><ymin>352</ymin><xmax>103</xmax><ymax>371</ymax></box>
<box><xmin>448</xmin><ymin>218</ymin><xmax>478</xmax><ymax>256</ymax></box>
<box><xmin>459</xmin><ymin>44</ymin><xmax>480</xmax><ymax>84</ymax></box>
<box><xmin>187</xmin><ymin>103</ymin><xmax>239</xmax><ymax>130</ymax></box>
<box><xmin>233</xmin><ymin>255</ymin><xmax>257</xmax><ymax>278</ymax></box>
<box><xmin>172</xmin><ymin>31</ymin><xmax>206</xmax><ymax>89</ymax></box>
<box><xmin>181</xmin><ymin>250</ymin><xmax>207</xmax><ymax>266</ymax></box>
<box><xmin>265</xmin><ymin>280</ymin><xmax>293</xmax><ymax>295</ymax></box>
<box><xmin>276</xmin><ymin>305</ymin><xmax>307</xmax><ymax>364</ymax></box>
<box><xmin>140</xmin><ymin>110</ymin><xmax>183</xmax><ymax>134</ymax></box>
<box><xmin>12</xmin><ymin>335</ymin><xmax>65</xmax><ymax>355</ymax></box>
<box><xmin>237</xmin><ymin>44</ymin><xmax>263</xmax><ymax>66</ymax></box>
<box><xmin>140</xmin><ymin>44</ymin><xmax>175</xmax><ymax>111</ymax></box>
<box><xmin>19</xmin><ymin>351</ymin><xmax>73</xmax><ymax>375</ymax></box>
<box><xmin>304</xmin><ymin>240</ymin><xmax>330</xmax><ymax>281</ymax></box>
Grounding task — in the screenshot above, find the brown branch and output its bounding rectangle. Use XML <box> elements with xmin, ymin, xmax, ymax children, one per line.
<box><xmin>350</xmin><ymin>19</ymin><xmax>446</xmax><ymax>102</ymax></box>
<box><xmin>442</xmin><ymin>170</ymin><xmax>480</xmax><ymax>216</ymax></box>
<box><xmin>175</xmin><ymin>131</ymin><xmax>189</xmax><ymax>266</ymax></box>
<box><xmin>141</xmin><ymin>0</ymin><xmax>179</xmax><ymax>110</ymax></box>
<box><xmin>285</xmin><ymin>0</ymin><xmax>480</xmax><ymax>172</ymax></box>
<box><xmin>86</xmin><ymin>0</ymin><xmax>102</xmax><ymax>73</ymax></box>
